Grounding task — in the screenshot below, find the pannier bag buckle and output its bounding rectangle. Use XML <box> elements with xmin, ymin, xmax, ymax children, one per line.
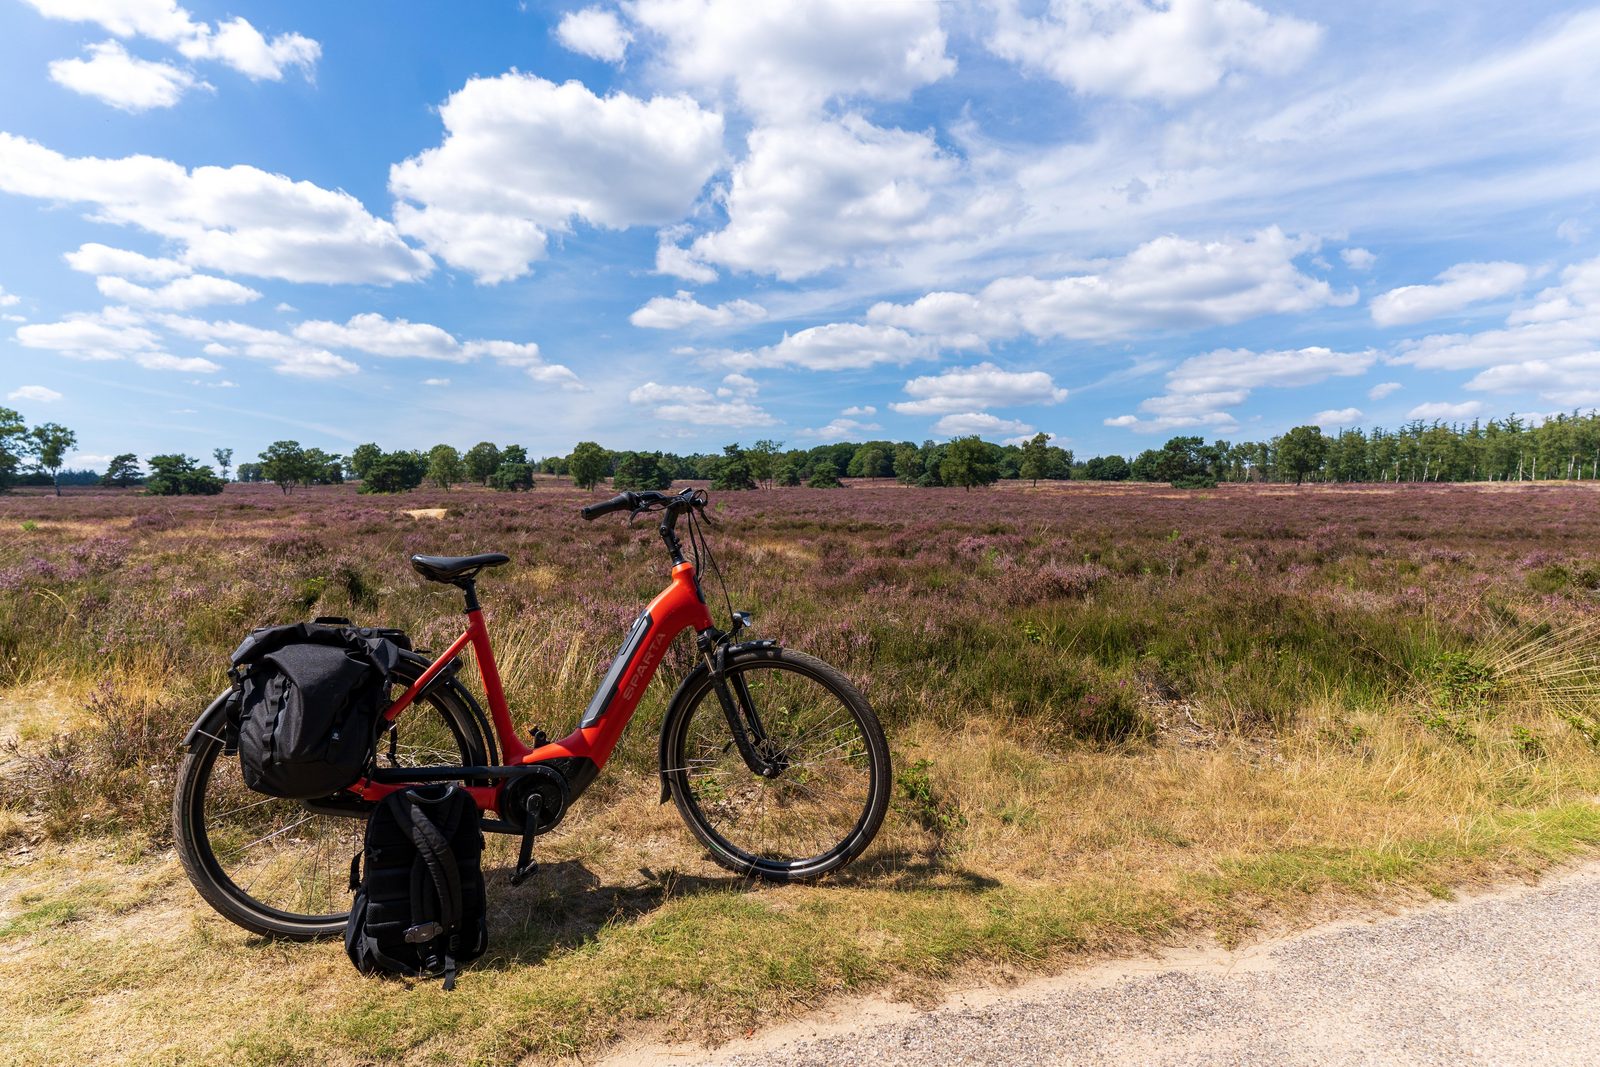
<box><xmin>403</xmin><ymin>921</ymin><xmax>444</xmax><ymax>944</ymax></box>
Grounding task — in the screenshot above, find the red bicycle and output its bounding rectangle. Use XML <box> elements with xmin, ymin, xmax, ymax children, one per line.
<box><xmin>173</xmin><ymin>488</ymin><xmax>891</xmax><ymax>939</ymax></box>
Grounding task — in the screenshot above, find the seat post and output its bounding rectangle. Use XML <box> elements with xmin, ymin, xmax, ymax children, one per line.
<box><xmin>454</xmin><ymin>577</ymin><xmax>480</xmax><ymax>613</ymax></box>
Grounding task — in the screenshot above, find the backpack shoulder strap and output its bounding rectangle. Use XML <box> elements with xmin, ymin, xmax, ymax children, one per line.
<box><xmin>392</xmin><ymin>790</ymin><xmax>465</xmax><ymax>987</ymax></box>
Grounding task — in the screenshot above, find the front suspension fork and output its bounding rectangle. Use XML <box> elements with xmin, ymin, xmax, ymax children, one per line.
<box><xmin>701</xmin><ymin>628</ymin><xmax>787</xmax><ymax>778</ymax></box>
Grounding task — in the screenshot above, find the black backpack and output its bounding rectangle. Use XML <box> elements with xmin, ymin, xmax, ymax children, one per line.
<box><xmin>345</xmin><ymin>784</ymin><xmax>488</xmax><ymax>989</ymax></box>
<box><xmin>228</xmin><ymin>621</ymin><xmax>407</xmax><ymax>800</ymax></box>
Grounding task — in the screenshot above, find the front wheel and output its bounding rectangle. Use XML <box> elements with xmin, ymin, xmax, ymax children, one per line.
<box><xmin>662</xmin><ymin>648</ymin><xmax>890</xmax><ymax>882</ymax></box>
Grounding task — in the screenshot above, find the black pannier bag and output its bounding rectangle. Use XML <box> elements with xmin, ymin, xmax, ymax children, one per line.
<box><xmin>345</xmin><ymin>784</ymin><xmax>488</xmax><ymax>990</ymax></box>
<box><xmin>228</xmin><ymin>621</ymin><xmax>408</xmax><ymax>800</ymax></box>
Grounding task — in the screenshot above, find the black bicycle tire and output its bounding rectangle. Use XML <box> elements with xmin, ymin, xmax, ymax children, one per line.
<box><xmin>663</xmin><ymin>647</ymin><xmax>890</xmax><ymax>882</ymax></box>
<box><xmin>172</xmin><ymin>670</ymin><xmax>491</xmax><ymax>940</ymax></box>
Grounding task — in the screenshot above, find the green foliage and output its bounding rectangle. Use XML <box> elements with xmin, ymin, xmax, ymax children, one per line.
<box><xmin>710</xmin><ymin>444</ymin><xmax>756</xmax><ymax>490</ymax></box>
<box><xmin>569</xmin><ymin>441</ymin><xmax>610</xmax><ymax>490</ymax></box>
<box><xmin>358</xmin><ymin>450</ymin><xmax>426</xmax><ymax>494</ymax></box>
<box><xmin>746</xmin><ymin>439</ymin><xmax>783</xmax><ymax>489</ymax></box>
<box><xmin>939</xmin><ymin>435</ymin><xmax>1000</xmax><ymax>490</ymax></box>
<box><xmin>258</xmin><ymin>441</ymin><xmax>340</xmax><ymax>494</ymax></box>
<box><xmin>462</xmin><ymin>441</ymin><xmax>501</xmax><ymax>485</ymax></box>
<box><xmin>612</xmin><ymin>451</ymin><xmax>672</xmax><ymax>491</ymax></box>
<box><xmin>212</xmin><ymin>448</ymin><xmax>233</xmax><ymax>482</ymax></box>
<box><xmin>347</xmin><ymin>443</ymin><xmax>382</xmax><ymax>482</ymax></box>
<box><xmin>100</xmin><ymin>453</ymin><xmax>143</xmax><ymax>488</ymax></box>
<box><xmin>1277</xmin><ymin>425</ymin><xmax>1329</xmax><ymax>485</ymax></box>
<box><xmin>1428</xmin><ymin>652</ymin><xmax>1499</xmax><ymax>709</ymax></box>
<box><xmin>895</xmin><ymin>758</ymin><xmax>966</xmax><ymax>837</ymax></box>
<box><xmin>489</xmin><ymin>462</ymin><xmax>534</xmax><ymax>491</ymax></box>
<box><xmin>144</xmin><ymin>454</ymin><xmax>224</xmax><ymax>496</ymax></box>
<box><xmin>892</xmin><ymin>442</ymin><xmax>924</xmax><ymax>484</ymax></box>
<box><xmin>1083</xmin><ymin>454</ymin><xmax>1131</xmax><ymax>481</ymax></box>
<box><xmin>806</xmin><ymin>462</ymin><xmax>844</xmax><ymax>488</ymax></box>
<box><xmin>0</xmin><ymin>405</ymin><xmax>25</xmax><ymax>491</ymax></box>
<box><xmin>425</xmin><ymin>443</ymin><xmax>465</xmax><ymax>490</ymax></box>
<box><xmin>28</xmin><ymin>422</ymin><xmax>77</xmax><ymax>495</ymax></box>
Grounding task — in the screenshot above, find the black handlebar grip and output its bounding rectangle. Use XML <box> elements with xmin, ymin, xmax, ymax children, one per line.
<box><xmin>580</xmin><ymin>492</ymin><xmax>636</xmax><ymax>521</ymax></box>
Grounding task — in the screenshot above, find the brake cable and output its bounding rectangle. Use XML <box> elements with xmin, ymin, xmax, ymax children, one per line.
<box><xmin>686</xmin><ymin>495</ymin><xmax>738</xmax><ymax>637</ymax></box>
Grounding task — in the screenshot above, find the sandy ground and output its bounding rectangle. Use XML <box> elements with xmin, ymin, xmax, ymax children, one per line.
<box><xmin>601</xmin><ymin>862</ymin><xmax>1600</xmax><ymax>1066</ymax></box>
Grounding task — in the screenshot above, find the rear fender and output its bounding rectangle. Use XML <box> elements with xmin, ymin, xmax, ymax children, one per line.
<box><xmin>181</xmin><ymin>688</ymin><xmax>238</xmax><ymax>752</ymax></box>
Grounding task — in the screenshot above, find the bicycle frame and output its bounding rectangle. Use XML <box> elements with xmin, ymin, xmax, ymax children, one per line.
<box><xmin>354</xmin><ymin>559</ymin><xmax>714</xmax><ymax>817</ymax></box>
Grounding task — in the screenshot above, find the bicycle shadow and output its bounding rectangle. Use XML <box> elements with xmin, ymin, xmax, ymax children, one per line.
<box><xmin>474</xmin><ymin>847</ymin><xmax>1000</xmax><ymax>970</ymax></box>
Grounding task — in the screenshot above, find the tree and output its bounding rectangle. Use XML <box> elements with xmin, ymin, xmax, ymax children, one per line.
<box><xmin>806</xmin><ymin>460</ymin><xmax>844</xmax><ymax>488</ymax></box>
<box><xmin>747</xmin><ymin>439</ymin><xmax>783</xmax><ymax>489</ymax></box>
<box><xmin>28</xmin><ymin>422</ymin><xmax>76</xmax><ymax>496</ymax></box>
<box><xmin>1083</xmin><ymin>454</ymin><xmax>1130</xmax><ymax>481</ymax></box>
<box><xmin>236</xmin><ymin>461</ymin><xmax>264</xmax><ymax>483</ymax></box>
<box><xmin>710</xmin><ymin>444</ymin><xmax>756</xmax><ymax>490</ymax></box>
<box><xmin>939</xmin><ymin>435</ymin><xmax>1000</xmax><ymax>490</ymax></box>
<box><xmin>347</xmin><ymin>442</ymin><xmax>383</xmax><ymax>482</ymax></box>
<box><xmin>613</xmin><ymin>451</ymin><xmax>672</xmax><ymax>490</ymax></box>
<box><xmin>489</xmin><ymin>461</ymin><xmax>534</xmax><ymax>491</ymax></box>
<box><xmin>304</xmin><ymin>447</ymin><xmax>344</xmax><ymax>484</ymax></box>
<box><xmin>893</xmin><ymin>442</ymin><xmax>924</xmax><ymax>484</ymax></box>
<box><xmin>0</xmin><ymin>407</ymin><xmax>25</xmax><ymax>492</ymax></box>
<box><xmin>463</xmin><ymin>441</ymin><xmax>501</xmax><ymax>485</ymax></box>
<box><xmin>359</xmin><ymin>450</ymin><xmax>427</xmax><ymax>493</ymax></box>
<box><xmin>212</xmin><ymin>447</ymin><xmax>233</xmax><ymax>482</ymax></box>
<box><xmin>1276</xmin><ymin>425</ymin><xmax>1329</xmax><ymax>485</ymax></box>
<box><xmin>501</xmin><ymin>444</ymin><xmax>529</xmax><ymax>466</ymax></box>
<box><xmin>1019</xmin><ymin>432</ymin><xmax>1051</xmax><ymax>486</ymax></box>
<box><xmin>569</xmin><ymin>441</ymin><xmax>610</xmax><ymax>490</ymax></box>
<box><xmin>426</xmin><ymin>444</ymin><xmax>465</xmax><ymax>490</ymax></box>
<box><xmin>260</xmin><ymin>440</ymin><xmax>312</xmax><ymax>494</ymax></box>
<box><xmin>101</xmin><ymin>453</ymin><xmax>143</xmax><ymax>487</ymax></box>
<box><xmin>145</xmin><ymin>454</ymin><xmax>224</xmax><ymax>495</ymax></box>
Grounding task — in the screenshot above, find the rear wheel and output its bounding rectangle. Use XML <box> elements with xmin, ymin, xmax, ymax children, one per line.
<box><xmin>172</xmin><ymin>667</ymin><xmax>491</xmax><ymax>940</ymax></box>
<box><xmin>663</xmin><ymin>648</ymin><xmax>890</xmax><ymax>882</ymax></box>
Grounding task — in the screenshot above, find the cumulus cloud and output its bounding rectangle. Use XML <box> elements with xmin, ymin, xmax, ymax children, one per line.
<box><xmin>1408</xmin><ymin>400</ymin><xmax>1485</xmax><ymax>421</ymax></box>
<box><xmin>654</xmin><ymin>230</ymin><xmax>718</xmax><ymax>283</ymax></box>
<box><xmin>1371</xmin><ymin>261</ymin><xmax>1529</xmax><ymax>326</ymax></box>
<box><xmin>288</xmin><ymin>313</ymin><xmax>586</xmax><ymax>387</ymax></box>
<box><xmin>870</xmin><ymin>228</ymin><xmax>1351</xmax><ymax>344</ymax></box>
<box><xmin>723</xmin><ymin>322</ymin><xmax>937</xmax><ymax>372</ymax></box>
<box><xmin>801</xmin><ymin>415</ymin><xmax>883</xmax><ymax>439</ymax></box>
<box><xmin>8</xmin><ymin>385</ymin><xmax>62</xmax><ymax>402</ymax></box>
<box><xmin>21</xmin><ymin>1</ymin><xmax>319</xmax><ymax>82</ymax></box>
<box><xmin>135</xmin><ymin>352</ymin><xmax>219</xmax><ymax>372</ymax></box>
<box><xmin>1110</xmin><ymin>346</ymin><xmax>1370</xmax><ymax>434</ymax></box>
<box><xmin>629</xmin><ymin>0</ymin><xmax>954</xmax><ymax>119</ymax></box>
<box><xmin>390</xmin><ymin>73</ymin><xmax>724</xmax><ymax>283</ymax></box>
<box><xmin>988</xmin><ymin>0</ymin><xmax>1321</xmax><ymax>101</ymax></box>
<box><xmin>96</xmin><ymin>273</ymin><xmax>260</xmax><ymax>309</ymax></box>
<box><xmin>65</xmin><ymin>242</ymin><xmax>190</xmax><ymax>280</ymax></box>
<box><xmin>1341</xmin><ymin>247</ymin><xmax>1376</xmax><ymax>271</ymax></box>
<box><xmin>933</xmin><ymin>412</ymin><xmax>1034</xmax><ymax>437</ymax></box>
<box><xmin>49</xmin><ymin>40</ymin><xmax>205</xmax><ymax>111</ymax></box>
<box><xmin>1313</xmin><ymin>407</ymin><xmax>1363</xmax><ymax>426</ymax></box>
<box><xmin>891</xmin><ymin>362</ymin><xmax>1069</xmax><ymax>416</ymax></box>
<box><xmin>555</xmin><ymin>7</ymin><xmax>631</xmax><ymax>62</ymax></box>
<box><xmin>628</xmin><ymin>381</ymin><xmax>774</xmax><ymax>427</ymax></box>
<box><xmin>629</xmin><ymin>291</ymin><xmax>766</xmax><ymax>329</ymax></box>
<box><xmin>155</xmin><ymin>315</ymin><xmax>358</xmax><ymax>377</ymax></box>
<box><xmin>0</xmin><ymin>133</ymin><xmax>432</xmax><ymax>284</ymax></box>
<box><xmin>16</xmin><ymin>309</ymin><xmax>162</xmax><ymax>361</ymax></box>
<box><xmin>0</xmin><ymin>284</ymin><xmax>18</xmax><ymax>307</ymax></box>
<box><xmin>1368</xmin><ymin>381</ymin><xmax>1402</xmax><ymax>400</ymax></box>
<box><xmin>688</xmin><ymin>115</ymin><xmax>1002</xmax><ymax>280</ymax></box>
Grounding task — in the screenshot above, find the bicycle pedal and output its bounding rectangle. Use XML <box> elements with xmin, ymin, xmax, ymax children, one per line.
<box><xmin>509</xmin><ymin>859</ymin><xmax>538</xmax><ymax>887</ymax></box>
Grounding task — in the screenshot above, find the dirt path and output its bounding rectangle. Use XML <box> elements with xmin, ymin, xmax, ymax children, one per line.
<box><xmin>607</xmin><ymin>862</ymin><xmax>1600</xmax><ymax>1066</ymax></box>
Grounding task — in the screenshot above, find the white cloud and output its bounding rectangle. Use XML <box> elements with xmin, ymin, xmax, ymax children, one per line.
<box><xmin>1558</xmin><ymin>219</ymin><xmax>1590</xmax><ymax>245</ymax></box>
<box><xmin>842</xmin><ymin>405</ymin><xmax>876</xmax><ymax>416</ymax></box>
<box><xmin>295</xmin><ymin>313</ymin><xmax>464</xmax><ymax>361</ymax></box>
<box><xmin>988</xmin><ymin>0</ymin><xmax>1321</xmax><ymax>101</ymax></box>
<box><xmin>48</xmin><ymin>39</ymin><xmax>204</xmax><ymax>111</ymax></box>
<box><xmin>891</xmin><ymin>362</ymin><xmax>1069</xmax><ymax>416</ymax></box>
<box><xmin>21</xmin><ymin>1</ymin><xmax>319</xmax><ymax>81</ymax></box>
<box><xmin>65</xmin><ymin>242</ymin><xmax>189</xmax><ymax>280</ymax></box>
<box><xmin>629</xmin><ymin>381</ymin><xmax>774</xmax><ymax>427</ymax></box>
<box><xmin>801</xmin><ymin>416</ymin><xmax>882</xmax><ymax>439</ymax></box>
<box><xmin>1371</xmin><ymin>261</ymin><xmax>1529</xmax><ymax>327</ymax></box>
<box><xmin>7</xmin><ymin>385</ymin><xmax>62</xmax><ymax>402</ymax></box>
<box><xmin>1341</xmin><ymin>247</ymin><xmax>1376</xmax><ymax>271</ymax></box>
<box><xmin>933</xmin><ymin>412</ymin><xmax>1034</xmax><ymax>438</ymax></box>
<box><xmin>422</xmin><ymin>377</ymin><xmax>450</xmax><ymax>387</ymax></box>
<box><xmin>724</xmin><ymin>322</ymin><xmax>936</xmax><ymax>371</ymax></box>
<box><xmin>654</xmin><ymin>231</ymin><xmax>718</xmax><ymax>283</ymax></box>
<box><xmin>1407</xmin><ymin>400</ymin><xmax>1485</xmax><ymax>421</ymax></box>
<box><xmin>0</xmin><ymin>133</ymin><xmax>432</xmax><ymax>285</ymax></box>
<box><xmin>390</xmin><ymin>73</ymin><xmax>724</xmax><ymax>283</ymax></box>
<box><xmin>629</xmin><ymin>291</ymin><xmax>766</xmax><ymax>329</ymax></box>
<box><xmin>870</xmin><ymin>228</ymin><xmax>1351</xmax><ymax>344</ymax></box>
<box><xmin>154</xmin><ymin>315</ymin><xmax>358</xmax><ymax>377</ymax></box>
<box><xmin>555</xmin><ymin>7</ymin><xmax>631</xmax><ymax>62</ymax></box>
<box><xmin>1164</xmin><ymin>346</ymin><xmax>1375</xmax><ymax>395</ymax></box>
<box><xmin>136</xmin><ymin>352</ymin><xmax>219</xmax><ymax>372</ymax></box>
<box><xmin>15</xmin><ymin>310</ymin><xmax>162</xmax><ymax>361</ymax></box>
<box><xmin>96</xmin><ymin>273</ymin><xmax>260</xmax><ymax>309</ymax></box>
<box><xmin>1368</xmin><ymin>381</ymin><xmax>1402</xmax><ymax>400</ymax></box>
<box><xmin>629</xmin><ymin>0</ymin><xmax>954</xmax><ymax>120</ymax></box>
<box><xmin>1313</xmin><ymin>407</ymin><xmax>1363</xmax><ymax>426</ymax></box>
<box><xmin>689</xmin><ymin>115</ymin><xmax>1000</xmax><ymax>281</ymax></box>
<box><xmin>717</xmin><ymin>372</ymin><xmax>757</xmax><ymax>397</ymax></box>
<box><xmin>0</xmin><ymin>284</ymin><xmax>18</xmax><ymax>307</ymax></box>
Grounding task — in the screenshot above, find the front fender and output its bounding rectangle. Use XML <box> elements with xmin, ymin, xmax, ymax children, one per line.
<box><xmin>182</xmin><ymin>688</ymin><xmax>239</xmax><ymax>752</ymax></box>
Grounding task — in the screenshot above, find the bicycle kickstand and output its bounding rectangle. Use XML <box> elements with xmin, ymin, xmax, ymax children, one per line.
<box><xmin>509</xmin><ymin>796</ymin><xmax>538</xmax><ymax>887</ymax></box>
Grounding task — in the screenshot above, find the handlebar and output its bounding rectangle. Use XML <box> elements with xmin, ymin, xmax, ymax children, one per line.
<box><xmin>580</xmin><ymin>491</ymin><xmax>646</xmax><ymax>521</ymax></box>
<box><xmin>579</xmin><ymin>487</ymin><xmax>709</xmax><ymax>566</ymax></box>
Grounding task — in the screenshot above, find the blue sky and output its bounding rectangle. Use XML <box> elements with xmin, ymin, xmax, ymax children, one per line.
<box><xmin>1</xmin><ymin>0</ymin><xmax>1598</xmax><ymax>470</ymax></box>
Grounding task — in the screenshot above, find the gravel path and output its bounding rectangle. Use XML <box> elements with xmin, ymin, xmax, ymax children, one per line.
<box><xmin>620</xmin><ymin>863</ymin><xmax>1600</xmax><ymax>1066</ymax></box>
